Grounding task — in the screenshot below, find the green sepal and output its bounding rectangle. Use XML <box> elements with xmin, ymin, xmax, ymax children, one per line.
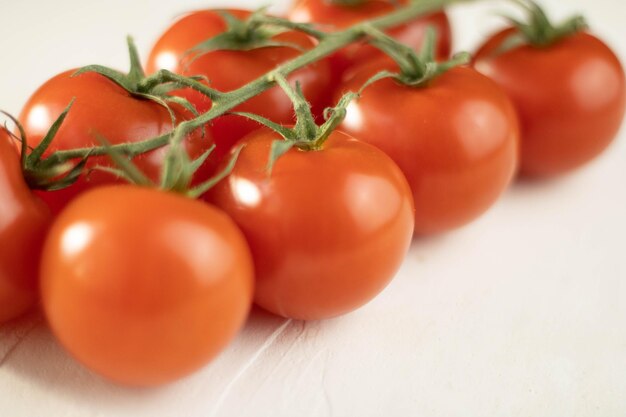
<box><xmin>267</xmin><ymin>139</ymin><xmax>297</xmax><ymax>173</ymax></box>
<box><xmin>183</xmin><ymin>9</ymin><xmax>306</xmax><ymax>69</ymax></box>
<box><xmin>318</xmin><ymin>91</ymin><xmax>359</xmax><ymax>141</ymax></box>
<box><xmin>188</xmin><ymin>144</ymin><xmax>216</xmax><ymax>174</ymax></box>
<box><xmin>0</xmin><ymin>110</ymin><xmax>30</xmax><ymax>167</ymax></box>
<box><xmin>28</xmin><ymin>99</ymin><xmax>74</xmax><ymax>163</ymax></box>
<box><xmin>75</xmin><ymin>38</ymin><xmax>210</xmax><ymax>125</ymax></box>
<box><xmin>364</xmin><ymin>25</ymin><xmax>470</xmax><ymax>88</ymax></box>
<box><xmin>15</xmin><ymin>99</ymin><xmax>93</xmax><ymax>191</ymax></box>
<box><xmin>136</xmin><ymin>93</ymin><xmax>178</xmax><ymax>127</ymax></box>
<box><xmin>187</xmin><ymin>144</ymin><xmax>244</xmax><ymax>198</ymax></box>
<box><xmin>253</xmin><ymin>16</ymin><xmax>327</xmax><ymax>40</ymax></box>
<box><xmin>186</xmin><ymin>33</ymin><xmax>303</xmax><ymax>64</ymax></box>
<box><xmin>126</xmin><ymin>35</ymin><xmax>146</xmax><ymax>85</ymax></box>
<box><xmin>231</xmin><ymin>111</ymin><xmax>296</xmax><ymax>140</ymax></box>
<box><xmin>93</xmin><ymin>133</ymin><xmax>153</xmax><ymax>187</ymax></box>
<box><xmin>229</xmin><ymin>111</ymin><xmax>309</xmax><ymax>173</ymax></box>
<box><xmin>26</xmin><ymin>157</ymin><xmax>90</xmax><ymax>191</ymax></box>
<box><xmin>164</xmin><ymin>95</ymin><xmax>200</xmax><ymax>119</ymax></box>
<box><xmin>498</xmin><ymin>0</ymin><xmax>588</xmax><ymax>51</ymax></box>
<box><xmin>159</xmin><ymin>142</ymin><xmax>194</xmax><ymax>192</ymax></box>
<box><xmin>232</xmin><ymin>80</ymin><xmax>358</xmax><ymax>172</ymax></box>
<box><xmin>163</xmin><ymin>95</ymin><xmax>207</xmax><ymax>138</ymax></box>
<box><xmin>492</xmin><ymin>27</ymin><xmax>528</xmax><ymax>55</ymax></box>
<box><xmin>73</xmin><ymin>65</ymin><xmax>135</xmax><ymax>91</ymax></box>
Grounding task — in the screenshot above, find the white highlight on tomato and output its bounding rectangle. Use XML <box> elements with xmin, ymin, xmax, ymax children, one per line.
<box><xmin>289</xmin><ymin>9</ymin><xmax>311</xmax><ymax>23</ymax></box>
<box><xmin>572</xmin><ymin>58</ymin><xmax>622</xmax><ymax>110</ymax></box>
<box><xmin>61</xmin><ymin>222</ymin><xmax>94</xmax><ymax>257</ymax></box>
<box><xmin>454</xmin><ymin>99</ymin><xmax>509</xmax><ymax>160</ymax></box>
<box><xmin>155</xmin><ymin>52</ymin><xmax>179</xmax><ymax>72</ymax></box>
<box><xmin>26</xmin><ymin>105</ymin><xmax>50</xmax><ymax>132</ymax></box>
<box><xmin>343</xmin><ymin>101</ymin><xmax>364</xmax><ymax>131</ymax></box>
<box><xmin>232</xmin><ymin>177</ymin><xmax>262</xmax><ymax>208</ymax></box>
<box><xmin>346</xmin><ymin>174</ymin><xmax>401</xmax><ymax>234</ymax></box>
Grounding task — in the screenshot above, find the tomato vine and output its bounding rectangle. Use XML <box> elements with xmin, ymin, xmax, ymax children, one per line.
<box><xmin>18</xmin><ymin>0</ymin><xmax>474</xmax><ymax>189</ymax></box>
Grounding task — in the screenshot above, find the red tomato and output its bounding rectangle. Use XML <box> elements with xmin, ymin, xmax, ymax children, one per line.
<box><xmin>40</xmin><ymin>186</ymin><xmax>254</xmax><ymax>386</ymax></box>
<box><xmin>474</xmin><ymin>30</ymin><xmax>626</xmax><ymax>177</ymax></box>
<box><xmin>146</xmin><ymin>9</ymin><xmax>333</xmax><ymax>162</ymax></box>
<box><xmin>338</xmin><ymin>63</ymin><xmax>519</xmax><ymax>235</ymax></box>
<box><xmin>289</xmin><ymin>0</ymin><xmax>452</xmax><ymax>82</ymax></box>
<box><xmin>19</xmin><ymin>70</ymin><xmax>214</xmax><ymax>214</ymax></box>
<box><xmin>0</xmin><ymin>128</ymin><xmax>51</xmax><ymax>324</ymax></box>
<box><xmin>207</xmin><ymin>130</ymin><xmax>414</xmax><ymax>321</ymax></box>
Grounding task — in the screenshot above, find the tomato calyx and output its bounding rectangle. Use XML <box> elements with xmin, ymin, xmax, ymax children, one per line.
<box><xmin>76</xmin><ymin>37</ymin><xmax>222</xmax><ymax>124</ymax></box>
<box><xmin>499</xmin><ymin>0</ymin><xmax>587</xmax><ymax>51</ymax></box>
<box><xmin>361</xmin><ymin>26</ymin><xmax>469</xmax><ymax>88</ymax></box>
<box><xmin>233</xmin><ymin>73</ymin><xmax>357</xmax><ymax>171</ymax></box>
<box><xmin>183</xmin><ymin>9</ymin><xmax>326</xmax><ymax>68</ymax></box>
<box><xmin>2</xmin><ymin>105</ymin><xmax>88</xmax><ymax>191</ymax></box>
<box><xmin>91</xmin><ymin>124</ymin><xmax>240</xmax><ymax>199</ymax></box>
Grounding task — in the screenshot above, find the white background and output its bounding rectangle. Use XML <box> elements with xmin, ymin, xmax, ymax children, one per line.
<box><xmin>1</xmin><ymin>1</ymin><xmax>625</xmax><ymax>416</ymax></box>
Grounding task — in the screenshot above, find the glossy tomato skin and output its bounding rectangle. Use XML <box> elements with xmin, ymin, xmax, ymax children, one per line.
<box><xmin>474</xmin><ymin>30</ymin><xmax>626</xmax><ymax>177</ymax></box>
<box><xmin>146</xmin><ymin>9</ymin><xmax>333</xmax><ymax>160</ymax></box>
<box><xmin>206</xmin><ymin>130</ymin><xmax>414</xmax><ymax>321</ymax></box>
<box><xmin>0</xmin><ymin>128</ymin><xmax>51</xmax><ymax>324</ymax></box>
<box><xmin>19</xmin><ymin>70</ymin><xmax>213</xmax><ymax>215</ymax></box>
<box><xmin>339</xmin><ymin>63</ymin><xmax>519</xmax><ymax>235</ymax></box>
<box><xmin>40</xmin><ymin>186</ymin><xmax>254</xmax><ymax>386</ymax></box>
<box><xmin>289</xmin><ymin>0</ymin><xmax>452</xmax><ymax>82</ymax></box>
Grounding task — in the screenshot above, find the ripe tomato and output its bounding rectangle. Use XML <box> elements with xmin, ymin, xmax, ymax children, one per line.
<box><xmin>338</xmin><ymin>63</ymin><xmax>519</xmax><ymax>235</ymax></box>
<box><xmin>207</xmin><ymin>130</ymin><xmax>414</xmax><ymax>321</ymax></box>
<box><xmin>0</xmin><ymin>128</ymin><xmax>51</xmax><ymax>324</ymax></box>
<box><xmin>19</xmin><ymin>70</ymin><xmax>214</xmax><ymax>214</ymax></box>
<box><xmin>474</xmin><ymin>30</ymin><xmax>626</xmax><ymax>177</ymax></box>
<box><xmin>40</xmin><ymin>186</ymin><xmax>254</xmax><ymax>386</ymax></box>
<box><xmin>289</xmin><ymin>0</ymin><xmax>452</xmax><ymax>82</ymax></box>
<box><xmin>146</xmin><ymin>9</ymin><xmax>333</xmax><ymax>160</ymax></box>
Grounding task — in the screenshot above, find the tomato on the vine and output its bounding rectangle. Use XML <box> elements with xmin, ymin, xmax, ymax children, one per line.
<box><xmin>206</xmin><ymin>129</ymin><xmax>414</xmax><ymax>321</ymax></box>
<box><xmin>18</xmin><ymin>70</ymin><xmax>214</xmax><ymax>215</ymax></box>
<box><xmin>146</xmin><ymin>9</ymin><xmax>333</xmax><ymax>159</ymax></box>
<box><xmin>0</xmin><ymin>127</ymin><xmax>51</xmax><ymax>324</ymax></box>
<box><xmin>40</xmin><ymin>185</ymin><xmax>254</xmax><ymax>386</ymax></box>
<box><xmin>289</xmin><ymin>0</ymin><xmax>452</xmax><ymax>81</ymax></box>
<box><xmin>338</xmin><ymin>63</ymin><xmax>519</xmax><ymax>235</ymax></box>
<box><xmin>474</xmin><ymin>30</ymin><xmax>625</xmax><ymax>177</ymax></box>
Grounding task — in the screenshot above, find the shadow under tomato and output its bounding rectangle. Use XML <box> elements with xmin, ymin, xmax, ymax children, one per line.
<box><xmin>1</xmin><ymin>303</ymin><xmax>343</xmax><ymax>407</ymax></box>
<box><xmin>2</xmin><ymin>318</ymin><xmax>157</xmax><ymax>400</ymax></box>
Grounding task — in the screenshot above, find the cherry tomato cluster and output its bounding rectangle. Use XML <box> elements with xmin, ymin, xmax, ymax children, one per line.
<box><xmin>1</xmin><ymin>0</ymin><xmax>624</xmax><ymax>387</ymax></box>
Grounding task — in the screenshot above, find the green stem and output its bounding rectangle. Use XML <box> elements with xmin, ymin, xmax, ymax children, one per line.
<box><xmin>41</xmin><ymin>0</ymin><xmax>472</xmax><ymax>166</ymax></box>
<box><xmin>42</xmin><ymin>133</ymin><xmax>171</xmax><ymax>163</ymax></box>
<box><xmin>330</xmin><ymin>0</ymin><xmax>368</xmax><ymax>6</ymax></box>
<box><xmin>139</xmin><ymin>69</ymin><xmax>223</xmax><ymax>101</ymax></box>
<box><xmin>271</xmin><ymin>74</ymin><xmax>318</xmax><ymax>141</ymax></box>
<box><xmin>254</xmin><ymin>15</ymin><xmax>329</xmax><ymax>40</ymax></box>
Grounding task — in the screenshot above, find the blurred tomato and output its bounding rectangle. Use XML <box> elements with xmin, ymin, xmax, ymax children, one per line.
<box><xmin>339</xmin><ymin>62</ymin><xmax>519</xmax><ymax>235</ymax></box>
<box><xmin>475</xmin><ymin>29</ymin><xmax>625</xmax><ymax>177</ymax></box>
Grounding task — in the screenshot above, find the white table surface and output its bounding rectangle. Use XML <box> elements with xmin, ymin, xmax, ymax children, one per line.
<box><xmin>1</xmin><ymin>1</ymin><xmax>625</xmax><ymax>416</ymax></box>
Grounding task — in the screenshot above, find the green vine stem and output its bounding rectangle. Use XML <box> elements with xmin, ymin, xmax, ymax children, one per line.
<box><xmin>37</xmin><ymin>0</ymin><xmax>473</xmax><ymax>172</ymax></box>
<box><xmin>329</xmin><ymin>0</ymin><xmax>369</xmax><ymax>6</ymax></box>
